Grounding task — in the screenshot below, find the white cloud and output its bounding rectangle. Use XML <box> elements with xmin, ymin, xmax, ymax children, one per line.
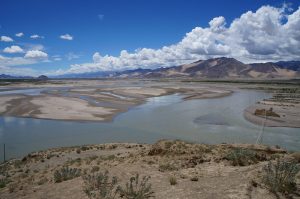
<box><xmin>3</xmin><ymin>45</ymin><xmax>24</xmax><ymax>54</ymax></box>
<box><xmin>15</xmin><ymin>32</ymin><xmax>24</xmax><ymax>37</ymax></box>
<box><xmin>30</xmin><ymin>34</ymin><xmax>44</xmax><ymax>39</ymax></box>
<box><xmin>24</xmin><ymin>50</ymin><xmax>48</xmax><ymax>59</ymax></box>
<box><xmin>1</xmin><ymin>36</ymin><xmax>14</xmax><ymax>42</ymax></box>
<box><xmin>0</xmin><ymin>54</ymin><xmax>36</xmax><ymax>67</ymax></box>
<box><xmin>26</xmin><ymin>44</ymin><xmax>45</xmax><ymax>51</ymax></box>
<box><xmin>60</xmin><ymin>34</ymin><xmax>73</xmax><ymax>40</ymax></box>
<box><xmin>66</xmin><ymin>52</ymin><xmax>80</xmax><ymax>60</ymax></box>
<box><xmin>52</xmin><ymin>55</ymin><xmax>62</xmax><ymax>61</ymax></box>
<box><xmin>57</xmin><ymin>5</ymin><xmax>300</xmax><ymax>74</ymax></box>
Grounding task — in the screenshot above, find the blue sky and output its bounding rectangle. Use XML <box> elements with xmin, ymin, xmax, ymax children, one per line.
<box><xmin>0</xmin><ymin>0</ymin><xmax>299</xmax><ymax>76</ymax></box>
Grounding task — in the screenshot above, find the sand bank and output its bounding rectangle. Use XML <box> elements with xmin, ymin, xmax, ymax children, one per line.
<box><xmin>0</xmin><ymin>81</ymin><xmax>234</xmax><ymax>122</ymax></box>
<box><xmin>244</xmin><ymin>103</ymin><xmax>300</xmax><ymax>128</ymax></box>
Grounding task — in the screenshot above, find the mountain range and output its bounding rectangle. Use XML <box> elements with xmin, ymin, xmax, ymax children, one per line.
<box><xmin>111</xmin><ymin>58</ymin><xmax>300</xmax><ymax>79</ymax></box>
<box><xmin>1</xmin><ymin>58</ymin><xmax>300</xmax><ymax>79</ymax></box>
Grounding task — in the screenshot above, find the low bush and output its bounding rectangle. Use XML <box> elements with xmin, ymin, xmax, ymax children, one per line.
<box><xmin>54</xmin><ymin>167</ymin><xmax>81</xmax><ymax>183</ymax></box>
<box><xmin>226</xmin><ymin>148</ymin><xmax>257</xmax><ymax>166</ymax></box>
<box><xmin>169</xmin><ymin>176</ymin><xmax>177</xmax><ymax>185</ymax></box>
<box><xmin>0</xmin><ymin>178</ymin><xmax>8</xmax><ymax>189</ymax></box>
<box><xmin>158</xmin><ymin>163</ymin><xmax>177</xmax><ymax>172</ymax></box>
<box><xmin>82</xmin><ymin>170</ymin><xmax>119</xmax><ymax>199</ymax></box>
<box><xmin>118</xmin><ymin>174</ymin><xmax>154</xmax><ymax>199</ymax></box>
<box><xmin>91</xmin><ymin>166</ymin><xmax>100</xmax><ymax>173</ymax></box>
<box><xmin>263</xmin><ymin>159</ymin><xmax>299</xmax><ymax>195</ymax></box>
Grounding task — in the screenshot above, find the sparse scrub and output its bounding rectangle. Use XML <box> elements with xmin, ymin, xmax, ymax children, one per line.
<box><xmin>99</xmin><ymin>155</ymin><xmax>116</xmax><ymax>161</ymax></box>
<box><xmin>91</xmin><ymin>166</ymin><xmax>100</xmax><ymax>173</ymax></box>
<box><xmin>82</xmin><ymin>170</ymin><xmax>119</xmax><ymax>199</ymax></box>
<box><xmin>0</xmin><ymin>177</ymin><xmax>9</xmax><ymax>189</ymax></box>
<box><xmin>76</xmin><ymin>148</ymin><xmax>81</xmax><ymax>154</ymax></box>
<box><xmin>118</xmin><ymin>174</ymin><xmax>154</xmax><ymax>199</ymax></box>
<box><xmin>190</xmin><ymin>176</ymin><xmax>198</xmax><ymax>181</ymax></box>
<box><xmin>158</xmin><ymin>162</ymin><xmax>177</xmax><ymax>172</ymax></box>
<box><xmin>37</xmin><ymin>177</ymin><xmax>48</xmax><ymax>185</ymax></box>
<box><xmin>226</xmin><ymin>148</ymin><xmax>257</xmax><ymax>166</ymax></box>
<box><xmin>169</xmin><ymin>176</ymin><xmax>177</xmax><ymax>185</ymax></box>
<box><xmin>262</xmin><ymin>159</ymin><xmax>299</xmax><ymax>195</ymax></box>
<box><xmin>54</xmin><ymin>167</ymin><xmax>81</xmax><ymax>183</ymax></box>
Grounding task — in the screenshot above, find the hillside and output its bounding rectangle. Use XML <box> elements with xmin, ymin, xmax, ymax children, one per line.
<box><xmin>0</xmin><ymin>140</ymin><xmax>299</xmax><ymax>199</ymax></box>
<box><xmin>112</xmin><ymin>58</ymin><xmax>300</xmax><ymax>79</ymax></box>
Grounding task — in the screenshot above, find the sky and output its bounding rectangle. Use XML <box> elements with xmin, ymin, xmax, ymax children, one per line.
<box><xmin>0</xmin><ymin>0</ymin><xmax>299</xmax><ymax>76</ymax></box>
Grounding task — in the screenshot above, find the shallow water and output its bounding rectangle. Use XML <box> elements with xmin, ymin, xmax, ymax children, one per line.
<box><xmin>0</xmin><ymin>89</ymin><xmax>299</xmax><ymax>161</ymax></box>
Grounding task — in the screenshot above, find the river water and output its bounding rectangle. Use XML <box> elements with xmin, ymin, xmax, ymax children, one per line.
<box><xmin>0</xmin><ymin>89</ymin><xmax>299</xmax><ymax>160</ymax></box>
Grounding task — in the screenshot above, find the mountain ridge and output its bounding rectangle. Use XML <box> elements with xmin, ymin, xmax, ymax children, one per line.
<box><xmin>111</xmin><ymin>57</ymin><xmax>300</xmax><ymax>79</ymax></box>
<box><xmin>1</xmin><ymin>58</ymin><xmax>299</xmax><ymax>79</ymax></box>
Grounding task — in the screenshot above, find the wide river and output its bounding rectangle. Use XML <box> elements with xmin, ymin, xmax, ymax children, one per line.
<box><xmin>0</xmin><ymin>89</ymin><xmax>299</xmax><ymax>160</ymax></box>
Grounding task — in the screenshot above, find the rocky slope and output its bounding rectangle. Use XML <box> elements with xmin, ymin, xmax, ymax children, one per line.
<box><xmin>0</xmin><ymin>140</ymin><xmax>299</xmax><ymax>199</ymax></box>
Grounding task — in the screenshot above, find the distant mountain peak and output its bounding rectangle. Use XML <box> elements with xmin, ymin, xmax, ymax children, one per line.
<box><xmin>110</xmin><ymin>57</ymin><xmax>300</xmax><ymax>79</ymax></box>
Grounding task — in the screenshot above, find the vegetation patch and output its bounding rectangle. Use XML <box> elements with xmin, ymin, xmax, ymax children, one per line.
<box><xmin>158</xmin><ymin>163</ymin><xmax>177</xmax><ymax>172</ymax></box>
<box><xmin>262</xmin><ymin>159</ymin><xmax>299</xmax><ymax>195</ymax></box>
<box><xmin>0</xmin><ymin>177</ymin><xmax>9</xmax><ymax>189</ymax></box>
<box><xmin>82</xmin><ymin>170</ymin><xmax>119</xmax><ymax>199</ymax></box>
<box><xmin>54</xmin><ymin>167</ymin><xmax>81</xmax><ymax>183</ymax></box>
<box><xmin>169</xmin><ymin>176</ymin><xmax>177</xmax><ymax>185</ymax></box>
<box><xmin>118</xmin><ymin>174</ymin><xmax>154</xmax><ymax>199</ymax></box>
<box><xmin>225</xmin><ymin>148</ymin><xmax>258</xmax><ymax>166</ymax></box>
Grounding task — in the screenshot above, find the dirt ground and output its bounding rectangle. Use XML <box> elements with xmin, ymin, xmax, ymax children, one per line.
<box><xmin>0</xmin><ymin>140</ymin><xmax>299</xmax><ymax>199</ymax></box>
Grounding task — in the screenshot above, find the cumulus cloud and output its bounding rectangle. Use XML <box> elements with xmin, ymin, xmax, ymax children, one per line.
<box><xmin>1</xmin><ymin>36</ymin><xmax>14</xmax><ymax>42</ymax></box>
<box><xmin>24</xmin><ymin>50</ymin><xmax>48</xmax><ymax>59</ymax></box>
<box><xmin>60</xmin><ymin>34</ymin><xmax>73</xmax><ymax>40</ymax></box>
<box><xmin>15</xmin><ymin>32</ymin><xmax>24</xmax><ymax>37</ymax></box>
<box><xmin>59</xmin><ymin>5</ymin><xmax>300</xmax><ymax>74</ymax></box>
<box><xmin>0</xmin><ymin>54</ymin><xmax>36</xmax><ymax>67</ymax></box>
<box><xmin>30</xmin><ymin>34</ymin><xmax>44</xmax><ymax>39</ymax></box>
<box><xmin>3</xmin><ymin>45</ymin><xmax>24</xmax><ymax>53</ymax></box>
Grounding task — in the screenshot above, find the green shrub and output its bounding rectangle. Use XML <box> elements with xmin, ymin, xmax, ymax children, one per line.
<box><xmin>0</xmin><ymin>178</ymin><xmax>7</xmax><ymax>189</ymax></box>
<box><xmin>118</xmin><ymin>174</ymin><xmax>154</xmax><ymax>199</ymax></box>
<box><xmin>263</xmin><ymin>159</ymin><xmax>300</xmax><ymax>194</ymax></box>
<box><xmin>82</xmin><ymin>170</ymin><xmax>119</xmax><ymax>199</ymax></box>
<box><xmin>169</xmin><ymin>176</ymin><xmax>177</xmax><ymax>185</ymax></box>
<box><xmin>54</xmin><ymin>167</ymin><xmax>81</xmax><ymax>183</ymax></box>
<box><xmin>226</xmin><ymin>148</ymin><xmax>257</xmax><ymax>166</ymax></box>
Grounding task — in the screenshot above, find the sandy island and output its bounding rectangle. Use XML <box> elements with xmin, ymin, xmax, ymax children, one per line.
<box><xmin>244</xmin><ymin>91</ymin><xmax>300</xmax><ymax>128</ymax></box>
<box><xmin>0</xmin><ymin>80</ymin><xmax>231</xmax><ymax>122</ymax></box>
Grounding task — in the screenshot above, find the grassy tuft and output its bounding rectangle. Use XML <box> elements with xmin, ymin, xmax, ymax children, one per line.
<box><xmin>53</xmin><ymin>167</ymin><xmax>81</xmax><ymax>183</ymax></box>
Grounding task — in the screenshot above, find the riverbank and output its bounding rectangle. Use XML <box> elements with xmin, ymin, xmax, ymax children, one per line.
<box><xmin>244</xmin><ymin>87</ymin><xmax>300</xmax><ymax>128</ymax></box>
<box><xmin>0</xmin><ymin>140</ymin><xmax>299</xmax><ymax>199</ymax></box>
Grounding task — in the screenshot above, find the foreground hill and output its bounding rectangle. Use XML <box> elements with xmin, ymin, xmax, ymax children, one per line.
<box><xmin>113</xmin><ymin>58</ymin><xmax>300</xmax><ymax>79</ymax></box>
<box><xmin>0</xmin><ymin>140</ymin><xmax>299</xmax><ymax>199</ymax></box>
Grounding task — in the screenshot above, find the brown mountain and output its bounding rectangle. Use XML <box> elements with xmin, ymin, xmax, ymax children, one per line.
<box><xmin>114</xmin><ymin>57</ymin><xmax>300</xmax><ymax>79</ymax></box>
